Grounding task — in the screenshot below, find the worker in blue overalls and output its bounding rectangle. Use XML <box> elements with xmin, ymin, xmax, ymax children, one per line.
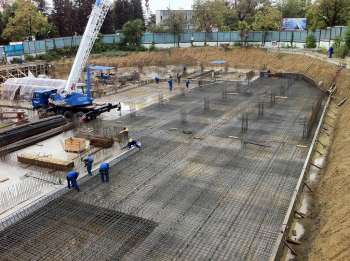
<box><xmin>99</xmin><ymin>162</ymin><xmax>110</xmax><ymax>183</ymax></box>
<box><xmin>168</xmin><ymin>77</ymin><xmax>173</xmax><ymax>92</ymax></box>
<box><xmin>185</xmin><ymin>79</ymin><xmax>191</xmax><ymax>89</ymax></box>
<box><xmin>83</xmin><ymin>155</ymin><xmax>94</xmax><ymax>176</ymax></box>
<box><xmin>155</xmin><ymin>76</ymin><xmax>160</xmax><ymax>84</ymax></box>
<box><xmin>66</xmin><ymin>171</ymin><xmax>80</xmax><ymax>192</ymax></box>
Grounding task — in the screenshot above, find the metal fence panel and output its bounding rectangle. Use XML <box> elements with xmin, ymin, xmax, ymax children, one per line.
<box><xmin>142</xmin><ymin>33</ymin><xmax>154</xmax><ymax>44</ymax></box>
<box><xmin>154</xmin><ymin>33</ymin><xmax>174</xmax><ymax>44</ymax></box>
<box><xmin>180</xmin><ymin>33</ymin><xmax>192</xmax><ymax>43</ymax></box>
<box><xmin>35</xmin><ymin>40</ymin><xmax>46</xmax><ymax>53</ymax></box>
<box><xmin>218</xmin><ymin>32</ymin><xmax>231</xmax><ymax>42</ymax></box>
<box><xmin>206</xmin><ymin>32</ymin><xmax>218</xmax><ymax>42</ymax></box>
<box><xmin>54</xmin><ymin>38</ymin><xmax>65</xmax><ymax>49</ymax></box>
<box><xmin>45</xmin><ymin>39</ymin><xmax>55</xmax><ymax>50</ymax></box>
<box><xmin>63</xmin><ymin>37</ymin><xmax>73</xmax><ymax>48</ymax></box>
<box><xmin>4</xmin><ymin>44</ymin><xmax>24</xmax><ymax>57</ymax></box>
<box><xmin>193</xmin><ymin>32</ymin><xmax>205</xmax><ymax>42</ymax></box>
<box><xmin>2</xmin><ymin>26</ymin><xmax>348</xmax><ymax>57</ymax></box>
<box><xmin>101</xmin><ymin>34</ymin><xmax>115</xmax><ymax>44</ymax></box>
<box><xmin>230</xmin><ymin>32</ymin><xmax>241</xmax><ymax>42</ymax></box>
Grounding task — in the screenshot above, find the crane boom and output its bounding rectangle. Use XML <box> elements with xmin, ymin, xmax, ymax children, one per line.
<box><xmin>65</xmin><ymin>0</ymin><xmax>112</xmax><ymax>92</ymax></box>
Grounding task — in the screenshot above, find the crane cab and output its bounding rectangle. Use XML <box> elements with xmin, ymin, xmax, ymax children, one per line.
<box><xmin>32</xmin><ymin>89</ymin><xmax>58</xmax><ymax>109</ymax></box>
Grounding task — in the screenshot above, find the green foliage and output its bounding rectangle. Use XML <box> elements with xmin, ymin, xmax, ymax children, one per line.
<box><xmin>252</xmin><ymin>6</ymin><xmax>282</xmax><ymax>31</ymax></box>
<box><xmin>278</xmin><ymin>0</ymin><xmax>307</xmax><ymax>18</ymax></box>
<box><xmin>193</xmin><ymin>0</ymin><xmax>235</xmax><ymax>32</ymax></box>
<box><xmin>334</xmin><ymin>44</ymin><xmax>349</xmax><ymax>58</ymax></box>
<box><xmin>306</xmin><ymin>0</ymin><xmax>350</xmax><ymax>29</ymax></box>
<box><xmin>164</xmin><ymin>10</ymin><xmax>185</xmax><ymax>35</ymax></box>
<box><xmin>148</xmin><ymin>24</ymin><xmax>168</xmax><ymax>33</ymax></box>
<box><xmin>345</xmin><ymin>27</ymin><xmax>350</xmax><ymax>50</ymax></box>
<box><xmin>2</xmin><ymin>0</ymin><xmax>52</xmax><ymax>41</ymax></box>
<box><xmin>238</xmin><ymin>21</ymin><xmax>250</xmax><ymax>45</ymax></box>
<box><xmin>332</xmin><ymin>36</ymin><xmax>349</xmax><ymax>58</ymax></box>
<box><xmin>121</xmin><ymin>19</ymin><xmax>145</xmax><ymax>46</ymax></box>
<box><xmin>305</xmin><ymin>34</ymin><xmax>317</xmax><ymax>48</ymax></box>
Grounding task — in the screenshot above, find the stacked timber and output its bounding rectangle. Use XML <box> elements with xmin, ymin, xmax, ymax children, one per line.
<box><xmin>64</xmin><ymin>138</ymin><xmax>87</xmax><ymax>153</ymax></box>
<box><xmin>17</xmin><ymin>153</ymin><xmax>74</xmax><ymax>171</ymax></box>
<box><xmin>0</xmin><ymin>116</ymin><xmax>67</xmax><ymax>147</ymax></box>
<box><xmin>76</xmin><ymin>133</ymin><xmax>114</xmax><ymax>148</ymax></box>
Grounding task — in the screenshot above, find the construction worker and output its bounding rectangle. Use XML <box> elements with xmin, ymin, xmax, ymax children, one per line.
<box><xmin>155</xmin><ymin>76</ymin><xmax>160</xmax><ymax>84</ymax></box>
<box><xmin>99</xmin><ymin>162</ymin><xmax>110</xmax><ymax>183</ymax></box>
<box><xmin>176</xmin><ymin>72</ymin><xmax>181</xmax><ymax>84</ymax></box>
<box><xmin>66</xmin><ymin>171</ymin><xmax>80</xmax><ymax>192</ymax></box>
<box><xmin>186</xmin><ymin>79</ymin><xmax>191</xmax><ymax>89</ymax></box>
<box><xmin>328</xmin><ymin>46</ymin><xmax>334</xmax><ymax>58</ymax></box>
<box><xmin>127</xmin><ymin>138</ymin><xmax>142</xmax><ymax>149</ymax></box>
<box><xmin>168</xmin><ymin>78</ymin><xmax>173</xmax><ymax>91</ymax></box>
<box><xmin>83</xmin><ymin>155</ymin><xmax>94</xmax><ymax>176</ymax></box>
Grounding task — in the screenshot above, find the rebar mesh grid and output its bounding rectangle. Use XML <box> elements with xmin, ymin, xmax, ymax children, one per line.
<box><xmin>0</xmin><ymin>77</ymin><xmax>325</xmax><ymax>261</ymax></box>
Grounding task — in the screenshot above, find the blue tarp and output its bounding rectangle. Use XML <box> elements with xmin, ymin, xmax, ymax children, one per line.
<box><xmin>210</xmin><ymin>60</ymin><xmax>226</xmax><ymax>65</ymax></box>
<box><xmin>90</xmin><ymin>65</ymin><xmax>114</xmax><ymax>71</ymax></box>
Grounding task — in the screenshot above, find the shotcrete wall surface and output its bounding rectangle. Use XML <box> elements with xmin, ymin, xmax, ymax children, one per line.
<box><xmin>0</xmin><ymin>77</ymin><xmax>325</xmax><ymax>260</ymax></box>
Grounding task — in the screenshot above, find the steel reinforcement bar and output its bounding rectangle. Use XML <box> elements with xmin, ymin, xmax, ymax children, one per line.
<box><xmin>268</xmin><ymin>90</ymin><xmax>331</xmax><ymax>261</ymax></box>
<box><xmin>0</xmin><ymin>147</ymin><xmax>138</xmax><ymax>232</ymax></box>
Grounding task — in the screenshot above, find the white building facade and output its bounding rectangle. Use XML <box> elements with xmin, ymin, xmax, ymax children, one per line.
<box><xmin>156</xmin><ymin>10</ymin><xmax>194</xmax><ymax>32</ymax></box>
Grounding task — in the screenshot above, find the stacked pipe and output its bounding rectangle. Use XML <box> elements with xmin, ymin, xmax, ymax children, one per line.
<box><xmin>0</xmin><ymin>116</ymin><xmax>67</xmax><ymax>147</ymax></box>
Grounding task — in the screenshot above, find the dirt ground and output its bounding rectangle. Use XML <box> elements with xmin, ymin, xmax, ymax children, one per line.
<box><xmin>53</xmin><ymin>47</ymin><xmax>350</xmax><ymax>260</ymax></box>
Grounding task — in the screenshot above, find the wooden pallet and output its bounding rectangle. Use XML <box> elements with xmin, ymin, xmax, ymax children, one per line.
<box><xmin>17</xmin><ymin>153</ymin><xmax>74</xmax><ymax>171</ymax></box>
<box><xmin>64</xmin><ymin>137</ymin><xmax>87</xmax><ymax>153</ymax></box>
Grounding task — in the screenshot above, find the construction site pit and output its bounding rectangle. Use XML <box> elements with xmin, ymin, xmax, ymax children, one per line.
<box><xmin>0</xmin><ymin>75</ymin><xmax>326</xmax><ymax>260</ymax></box>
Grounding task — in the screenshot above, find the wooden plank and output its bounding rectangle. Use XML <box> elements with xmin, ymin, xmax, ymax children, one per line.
<box><xmin>17</xmin><ymin>153</ymin><xmax>74</xmax><ymax>171</ymax></box>
<box><xmin>64</xmin><ymin>137</ymin><xmax>87</xmax><ymax>153</ymax></box>
<box><xmin>76</xmin><ymin>133</ymin><xmax>114</xmax><ymax>148</ymax></box>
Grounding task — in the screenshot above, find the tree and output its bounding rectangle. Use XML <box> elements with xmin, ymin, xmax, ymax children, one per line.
<box><xmin>238</xmin><ymin>20</ymin><xmax>251</xmax><ymax>46</ymax></box>
<box><xmin>130</xmin><ymin>0</ymin><xmax>144</xmax><ymax>23</ymax></box>
<box><xmin>234</xmin><ymin>0</ymin><xmax>271</xmax><ymax>22</ymax></box>
<box><xmin>113</xmin><ymin>0</ymin><xmax>132</xmax><ymax>30</ymax></box>
<box><xmin>121</xmin><ymin>19</ymin><xmax>145</xmax><ymax>46</ymax></box>
<box><xmin>73</xmin><ymin>0</ymin><xmax>94</xmax><ymax>35</ymax></box>
<box><xmin>305</xmin><ymin>34</ymin><xmax>317</xmax><ymax>48</ymax></box>
<box><xmin>252</xmin><ymin>6</ymin><xmax>282</xmax><ymax>31</ymax></box>
<box><xmin>2</xmin><ymin>0</ymin><xmax>52</xmax><ymax>41</ymax></box>
<box><xmin>146</xmin><ymin>13</ymin><xmax>156</xmax><ymax>30</ymax></box>
<box><xmin>306</xmin><ymin>0</ymin><xmax>350</xmax><ymax>29</ymax></box>
<box><xmin>33</xmin><ymin>0</ymin><xmax>47</xmax><ymax>13</ymax></box>
<box><xmin>51</xmin><ymin>0</ymin><xmax>75</xmax><ymax>36</ymax></box>
<box><xmin>193</xmin><ymin>0</ymin><xmax>233</xmax><ymax>32</ymax></box>
<box><xmin>278</xmin><ymin>0</ymin><xmax>308</xmax><ymax>18</ymax></box>
<box><xmin>345</xmin><ymin>25</ymin><xmax>350</xmax><ymax>50</ymax></box>
<box><xmin>101</xmin><ymin>10</ymin><xmax>115</xmax><ymax>34</ymax></box>
<box><xmin>164</xmin><ymin>10</ymin><xmax>185</xmax><ymax>47</ymax></box>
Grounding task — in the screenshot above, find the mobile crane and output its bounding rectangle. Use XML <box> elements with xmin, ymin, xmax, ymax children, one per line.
<box><xmin>32</xmin><ymin>0</ymin><xmax>120</xmax><ymax>121</ymax></box>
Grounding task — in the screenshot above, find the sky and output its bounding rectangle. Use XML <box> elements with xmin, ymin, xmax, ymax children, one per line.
<box><xmin>144</xmin><ymin>0</ymin><xmax>194</xmax><ymax>13</ymax></box>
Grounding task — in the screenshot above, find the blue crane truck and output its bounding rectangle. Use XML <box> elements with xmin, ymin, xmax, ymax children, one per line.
<box><xmin>31</xmin><ymin>66</ymin><xmax>121</xmax><ymax>121</ymax></box>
